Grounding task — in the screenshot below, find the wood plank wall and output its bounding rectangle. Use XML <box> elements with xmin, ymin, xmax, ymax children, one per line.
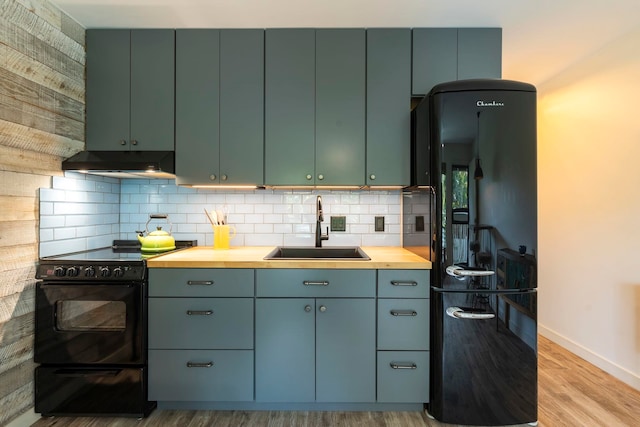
<box><xmin>0</xmin><ymin>0</ymin><xmax>85</xmax><ymax>424</ymax></box>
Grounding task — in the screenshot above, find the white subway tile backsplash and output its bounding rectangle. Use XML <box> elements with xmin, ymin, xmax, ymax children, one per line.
<box><xmin>38</xmin><ymin>172</ymin><xmax>403</xmax><ymax>257</ymax></box>
<box><xmin>39</xmin><ymin>173</ymin><xmax>121</xmax><ymax>256</ymax></box>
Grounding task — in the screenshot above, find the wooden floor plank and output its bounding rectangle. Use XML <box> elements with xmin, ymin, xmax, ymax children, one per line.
<box><xmin>30</xmin><ymin>335</ymin><xmax>640</xmax><ymax>427</ymax></box>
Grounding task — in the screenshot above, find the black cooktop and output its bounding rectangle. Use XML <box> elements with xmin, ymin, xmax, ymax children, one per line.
<box><xmin>37</xmin><ymin>240</ymin><xmax>197</xmax><ymax>281</ymax></box>
<box><xmin>40</xmin><ymin>240</ymin><xmax>197</xmax><ymax>262</ymax></box>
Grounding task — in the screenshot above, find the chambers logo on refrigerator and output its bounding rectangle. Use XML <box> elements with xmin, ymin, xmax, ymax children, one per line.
<box><xmin>477</xmin><ymin>100</ymin><xmax>505</xmax><ymax>107</ymax></box>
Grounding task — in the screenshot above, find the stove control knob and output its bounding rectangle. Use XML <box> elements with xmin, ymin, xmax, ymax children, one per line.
<box><xmin>54</xmin><ymin>266</ymin><xmax>66</xmax><ymax>277</ymax></box>
<box><xmin>113</xmin><ymin>267</ymin><xmax>124</xmax><ymax>278</ymax></box>
<box><xmin>84</xmin><ymin>266</ymin><xmax>96</xmax><ymax>277</ymax></box>
<box><xmin>67</xmin><ymin>266</ymin><xmax>79</xmax><ymax>277</ymax></box>
<box><xmin>100</xmin><ymin>267</ymin><xmax>111</xmax><ymax>277</ymax></box>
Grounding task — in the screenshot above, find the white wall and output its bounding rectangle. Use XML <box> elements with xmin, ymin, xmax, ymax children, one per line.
<box><xmin>537</xmin><ymin>25</ymin><xmax>640</xmax><ymax>389</ymax></box>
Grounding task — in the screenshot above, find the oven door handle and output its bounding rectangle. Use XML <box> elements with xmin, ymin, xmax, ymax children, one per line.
<box><xmin>54</xmin><ymin>369</ymin><xmax>121</xmax><ymax>377</ymax></box>
<box><xmin>38</xmin><ymin>283</ymin><xmax>136</xmax><ymax>288</ymax></box>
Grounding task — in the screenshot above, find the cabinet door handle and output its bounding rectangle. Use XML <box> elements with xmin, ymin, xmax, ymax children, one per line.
<box><xmin>131</xmin><ymin>139</ymin><xmax>138</xmax><ymax>146</ymax></box>
<box><xmin>186</xmin><ymin>310</ymin><xmax>213</xmax><ymax>316</ymax></box>
<box><xmin>390</xmin><ymin>362</ymin><xmax>417</xmax><ymax>370</ymax></box>
<box><xmin>390</xmin><ymin>280</ymin><xmax>418</xmax><ymax>287</ymax></box>
<box><xmin>186</xmin><ymin>361</ymin><xmax>213</xmax><ymax>368</ymax></box>
<box><xmin>119</xmin><ymin>139</ymin><xmax>127</xmax><ymax>146</ymax></box>
<box><xmin>187</xmin><ymin>280</ymin><xmax>214</xmax><ymax>286</ymax></box>
<box><xmin>303</xmin><ymin>280</ymin><xmax>329</xmax><ymax>286</ymax></box>
<box><xmin>390</xmin><ymin>309</ymin><xmax>418</xmax><ymax>317</ymax></box>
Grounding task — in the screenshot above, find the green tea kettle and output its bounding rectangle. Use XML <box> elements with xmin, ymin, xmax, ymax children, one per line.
<box><xmin>137</xmin><ymin>214</ymin><xmax>176</xmax><ymax>253</ymax></box>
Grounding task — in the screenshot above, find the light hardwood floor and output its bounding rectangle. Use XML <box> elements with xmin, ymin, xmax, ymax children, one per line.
<box><xmin>31</xmin><ymin>335</ymin><xmax>640</xmax><ymax>427</ymax></box>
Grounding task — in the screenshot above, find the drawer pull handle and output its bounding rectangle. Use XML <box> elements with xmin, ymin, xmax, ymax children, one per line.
<box><xmin>187</xmin><ymin>280</ymin><xmax>214</xmax><ymax>286</ymax></box>
<box><xmin>186</xmin><ymin>310</ymin><xmax>213</xmax><ymax>316</ymax></box>
<box><xmin>390</xmin><ymin>280</ymin><xmax>418</xmax><ymax>287</ymax></box>
<box><xmin>390</xmin><ymin>309</ymin><xmax>418</xmax><ymax>317</ymax></box>
<box><xmin>186</xmin><ymin>361</ymin><xmax>213</xmax><ymax>368</ymax></box>
<box><xmin>303</xmin><ymin>280</ymin><xmax>329</xmax><ymax>286</ymax></box>
<box><xmin>390</xmin><ymin>362</ymin><xmax>417</xmax><ymax>370</ymax></box>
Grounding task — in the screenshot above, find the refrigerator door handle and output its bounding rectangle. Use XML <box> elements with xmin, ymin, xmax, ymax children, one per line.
<box><xmin>446</xmin><ymin>265</ymin><xmax>495</xmax><ymax>279</ymax></box>
<box><xmin>446</xmin><ymin>306</ymin><xmax>495</xmax><ymax>320</ymax></box>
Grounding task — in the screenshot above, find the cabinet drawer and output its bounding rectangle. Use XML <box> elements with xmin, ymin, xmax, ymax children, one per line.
<box><xmin>256</xmin><ymin>269</ymin><xmax>375</xmax><ymax>297</ymax></box>
<box><xmin>149</xmin><ymin>298</ymin><xmax>253</xmax><ymax>349</ymax></box>
<box><xmin>149</xmin><ymin>268</ymin><xmax>254</xmax><ymax>297</ymax></box>
<box><xmin>377</xmin><ymin>269</ymin><xmax>429</xmax><ymax>298</ymax></box>
<box><xmin>378</xmin><ymin>299</ymin><xmax>429</xmax><ymax>350</ymax></box>
<box><xmin>377</xmin><ymin>351</ymin><xmax>429</xmax><ymax>403</ymax></box>
<box><xmin>149</xmin><ymin>349</ymin><xmax>253</xmax><ymax>401</ymax></box>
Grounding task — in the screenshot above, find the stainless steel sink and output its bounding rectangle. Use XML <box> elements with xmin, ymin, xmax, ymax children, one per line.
<box><xmin>264</xmin><ymin>246</ymin><xmax>370</xmax><ymax>260</ymax></box>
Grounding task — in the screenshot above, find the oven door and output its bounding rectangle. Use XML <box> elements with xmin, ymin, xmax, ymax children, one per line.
<box><xmin>35</xmin><ymin>282</ymin><xmax>144</xmax><ymax>365</ymax></box>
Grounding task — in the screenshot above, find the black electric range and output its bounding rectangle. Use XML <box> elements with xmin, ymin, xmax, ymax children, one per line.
<box><xmin>33</xmin><ymin>239</ymin><xmax>195</xmax><ymax>418</ymax></box>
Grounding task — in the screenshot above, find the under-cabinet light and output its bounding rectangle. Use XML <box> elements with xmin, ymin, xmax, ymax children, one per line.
<box><xmin>189</xmin><ymin>185</ymin><xmax>259</xmax><ymax>190</ymax></box>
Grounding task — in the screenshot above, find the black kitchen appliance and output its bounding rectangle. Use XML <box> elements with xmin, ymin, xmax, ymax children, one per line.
<box><xmin>410</xmin><ymin>79</ymin><xmax>538</xmax><ymax>426</ymax></box>
<box><xmin>34</xmin><ymin>240</ymin><xmax>194</xmax><ymax>418</ymax></box>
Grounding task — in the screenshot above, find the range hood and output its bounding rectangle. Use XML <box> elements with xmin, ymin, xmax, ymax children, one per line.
<box><xmin>62</xmin><ymin>151</ymin><xmax>176</xmax><ymax>179</ymax></box>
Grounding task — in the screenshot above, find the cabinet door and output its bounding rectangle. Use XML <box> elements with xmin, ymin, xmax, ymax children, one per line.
<box><xmin>412</xmin><ymin>28</ymin><xmax>457</xmax><ymax>96</ymax></box>
<box><xmin>130</xmin><ymin>29</ymin><xmax>175</xmax><ymax>150</ymax></box>
<box><xmin>220</xmin><ymin>29</ymin><xmax>264</xmax><ymax>185</ymax></box>
<box><xmin>86</xmin><ymin>30</ymin><xmax>130</xmax><ymax>150</ymax></box>
<box><xmin>255</xmin><ymin>299</ymin><xmax>315</xmax><ymax>402</ymax></box>
<box><xmin>148</xmin><ymin>298</ymin><xmax>253</xmax><ymax>350</ymax></box>
<box><xmin>264</xmin><ymin>29</ymin><xmax>316</xmax><ymax>186</ymax></box>
<box><xmin>149</xmin><ymin>349</ymin><xmax>253</xmax><ymax>401</ymax></box>
<box><xmin>457</xmin><ymin>28</ymin><xmax>502</xmax><ymax>79</ymax></box>
<box><xmin>316</xmin><ymin>298</ymin><xmax>375</xmax><ymax>402</ymax></box>
<box><xmin>175</xmin><ymin>30</ymin><xmax>220</xmax><ymax>185</ymax></box>
<box><xmin>366</xmin><ymin>28</ymin><xmax>411</xmax><ymax>187</ymax></box>
<box><xmin>315</xmin><ymin>29</ymin><xmax>366</xmax><ymax>186</ymax></box>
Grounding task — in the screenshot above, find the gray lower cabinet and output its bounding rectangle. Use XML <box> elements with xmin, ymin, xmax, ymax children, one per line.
<box><xmin>86</xmin><ymin>29</ymin><xmax>175</xmax><ymax>151</ymax></box>
<box><xmin>149</xmin><ymin>349</ymin><xmax>253</xmax><ymax>401</ymax></box>
<box><xmin>376</xmin><ymin>269</ymin><xmax>430</xmax><ymax>403</ymax></box>
<box><xmin>377</xmin><ymin>351</ymin><xmax>429</xmax><ymax>403</ymax></box>
<box><xmin>412</xmin><ymin>27</ymin><xmax>502</xmax><ymax>96</ymax></box>
<box><xmin>148</xmin><ymin>298</ymin><xmax>253</xmax><ymax>349</ymax></box>
<box><xmin>148</xmin><ymin>267</ymin><xmax>430</xmax><ymax>406</ymax></box>
<box><xmin>175</xmin><ymin>29</ymin><xmax>264</xmax><ymax>186</ymax></box>
<box><xmin>148</xmin><ymin>268</ymin><xmax>254</xmax><ymax>402</ymax></box>
<box><xmin>255</xmin><ymin>269</ymin><xmax>376</xmax><ymax>403</ymax></box>
<box><xmin>255</xmin><ymin>298</ymin><xmax>315</xmax><ymax>402</ymax></box>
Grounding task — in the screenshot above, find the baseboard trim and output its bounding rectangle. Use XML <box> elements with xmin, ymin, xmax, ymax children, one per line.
<box><xmin>539</xmin><ymin>324</ymin><xmax>640</xmax><ymax>390</ymax></box>
<box><xmin>5</xmin><ymin>408</ymin><xmax>40</xmax><ymax>427</ymax></box>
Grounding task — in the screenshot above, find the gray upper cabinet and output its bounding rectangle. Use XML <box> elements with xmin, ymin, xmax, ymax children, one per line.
<box><xmin>264</xmin><ymin>29</ymin><xmax>366</xmax><ymax>186</ymax></box>
<box><xmin>86</xmin><ymin>29</ymin><xmax>175</xmax><ymax>151</ymax></box>
<box><xmin>457</xmin><ymin>28</ymin><xmax>502</xmax><ymax>79</ymax></box>
<box><xmin>220</xmin><ymin>30</ymin><xmax>264</xmax><ymax>185</ymax></box>
<box><xmin>412</xmin><ymin>28</ymin><xmax>501</xmax><ymax>96</ymax></box>
<box><xmin>412</xmin><ymin>28</ymin><xmax>457</xmax><ymax>97</ymax></box>
<box><xmin>315</xmin><ymin>29</ymin><xmax>366</xmax><ymax>186</ymax></box>
<box><xmin>176</xmin><ymin>29</ymin><xmax>264</xmax><ymax>186</ymax></box>
<box><xmin>366</xmin><ymin>28</ymin><xmax>411</xmax><ymax>187</ymax></box>
<box><xmin>175</xmin><ymin>30</ymin><xmax>219</xmax><ymax>185</ymax></box>
<box><xmin>264</xmin><ymin>29</ymin><xmax>315</xmax><ymax>186</ymax></box>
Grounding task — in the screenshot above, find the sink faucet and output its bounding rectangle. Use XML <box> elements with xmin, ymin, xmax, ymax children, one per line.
<box><xmin>315</xmin><ymin>195</ymin><xmax>329</xmax><ymax>247</ymax></box>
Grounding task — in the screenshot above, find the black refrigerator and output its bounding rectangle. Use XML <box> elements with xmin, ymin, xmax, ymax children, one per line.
<box><xmin>416</xmin><ymin>79</ymin><xmax>538</xmax><ymax>426</ymax></box>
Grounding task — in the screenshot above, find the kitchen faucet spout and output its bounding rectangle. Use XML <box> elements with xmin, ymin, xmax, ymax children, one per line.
<box><xmin>315</xmin><ymin>195</ymin><xmax>329</xmax><ymax>247</ymax></box>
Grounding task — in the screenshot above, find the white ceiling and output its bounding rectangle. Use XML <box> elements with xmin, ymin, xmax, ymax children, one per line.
<box><xmin>51</xmin><ymin>0</ymin><xmax>640</xmax><ymax>87</ymax></box>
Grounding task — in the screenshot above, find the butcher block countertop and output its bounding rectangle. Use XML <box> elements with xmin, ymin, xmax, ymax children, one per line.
<box><xmin>146</xmin><ymin>246</ymin><xmax>431</xmax><ymax>270</ymax></box>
